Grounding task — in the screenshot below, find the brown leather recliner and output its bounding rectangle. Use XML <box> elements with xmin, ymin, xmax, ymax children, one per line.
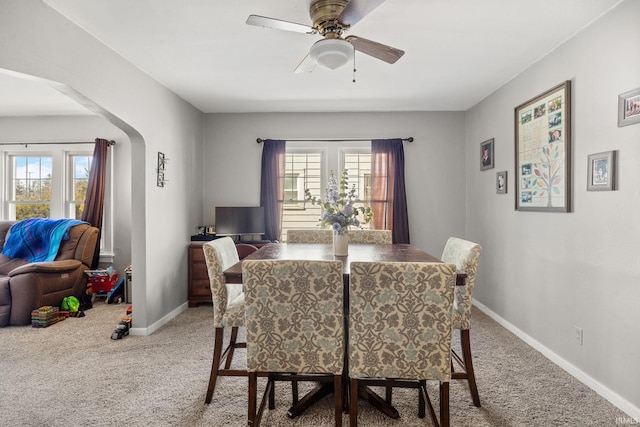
<box><xmin>0</xmin><ymin>221</ymin><xmax>99</xmax><ymax>326</ymax></box>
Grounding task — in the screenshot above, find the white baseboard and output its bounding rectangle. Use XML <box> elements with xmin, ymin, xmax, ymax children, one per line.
<box><xmin>129</xmin><ymin>301</ymin><xmax>188</xmax><ymax>336</ymax></box>
<box><xmin>473</xmin><ymin>299</ymin><xmax>640</xmax><ymax>422</ymax></box>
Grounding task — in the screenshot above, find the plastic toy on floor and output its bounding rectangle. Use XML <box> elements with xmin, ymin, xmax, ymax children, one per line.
<box><xmin>111</xmin><ymin>316</ymin><xmax>132</xmax><ymax>340</ymax></box>
<box><xmin>106</xmin><ymin>277</ymin><xmax>126</xmax><ymax>304</ymax></box>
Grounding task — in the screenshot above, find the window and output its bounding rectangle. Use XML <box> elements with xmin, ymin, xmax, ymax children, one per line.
<box><xmin>343</xmin><ymin>151</ymin><xmax>372</xmax><ymax>211</ymax></box>
<box><xmin>281</xmin><ymin>142</ymin><xmax>372</xmax><ymax>241</ymax></box>
<box><xmin>69</xmin><ymin>154</ymin><xmax>92</xmax><ymax>219</ymax></box>
<box><xmin>2</xmin><ymin>144</ymin><xmax>113</xmax><ymax>259</ymax></box>
<box><xmin>363</xmin><ymin>174</ymin><xmax>372</xmax><ymax>204</ymax></box>
<box><xmin>282</xmin><ymin>151</ymin><xmax>323</xmax><ymax>232</ymax></box>
<box><xmin>10</xmin><ymin>155</ymin><xmax>53</xmax><ymax>220</ymax></box>
<box><xmin>284</xmin><ymin>173</ymin><xmax>301</xmax><ymax>207</ymax></box>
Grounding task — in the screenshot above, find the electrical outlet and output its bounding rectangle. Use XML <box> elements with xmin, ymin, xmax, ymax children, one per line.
<box><xmin>574</xmin><ymin>326</ymin><xmax>583</xmax><ymax>346</ymax></box>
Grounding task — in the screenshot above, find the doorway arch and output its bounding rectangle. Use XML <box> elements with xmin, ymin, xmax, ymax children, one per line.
<box><xmin>0</xmin><ymin>68</ymin><xmax>148</xmax><ymax>331</ymax></box>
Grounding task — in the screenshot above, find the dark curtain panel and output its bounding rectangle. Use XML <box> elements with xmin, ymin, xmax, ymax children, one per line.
<box><xmin>81</xmin><ymin>138</ymin><xmax>110</xmax><ymax>268</ymax></box>
<box><xmin>260</xmin><ymin>140</ymin><xmax>286</xmax><ymax>242</ymax></box>
<box><xmin>371</xmin><ymin>139</ymin><xmax>410</xmax><ymax>244</ymax></box>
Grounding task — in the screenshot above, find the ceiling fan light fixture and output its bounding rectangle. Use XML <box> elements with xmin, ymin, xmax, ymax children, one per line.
<box><xmin>309</xmin><ymin>38</ymin><xmax>352</xmax><ymax>70</ymax></box>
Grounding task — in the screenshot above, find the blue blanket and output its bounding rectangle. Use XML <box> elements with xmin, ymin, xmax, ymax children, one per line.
<box><xmin>2</xmin><ymin>218</ymin><xmax>87</xmax><ymax>263</ymax></box>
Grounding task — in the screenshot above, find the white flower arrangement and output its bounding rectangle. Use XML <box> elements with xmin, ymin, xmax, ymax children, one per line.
<box><xmin>304</xmin><ymin>170</ymin><xmax>373</xmax><ymax>235</ymax></box>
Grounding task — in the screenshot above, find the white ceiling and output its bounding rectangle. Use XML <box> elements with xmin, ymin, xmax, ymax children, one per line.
<box><xmin>0</xmin><ymin>72</ymin><xmax>94</xmax><ymax>117</ymax></box>
<box><xmin>1</xmin><ymin>0</ymin><xmax>623</xmax><ymax>116</ymax></box>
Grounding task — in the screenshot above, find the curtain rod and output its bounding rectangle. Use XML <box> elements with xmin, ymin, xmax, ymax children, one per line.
<box><xmin>256</xmin><ymin>137</ymin><xmax>413</xmax><ymax>144</ymax></box>
<box><xmin>0</xmin><ymin>140</ymin><xmax>116</xmax><ymax>147</ymax></box>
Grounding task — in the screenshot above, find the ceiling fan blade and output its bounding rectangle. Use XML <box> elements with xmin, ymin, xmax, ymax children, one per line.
<box><xmin>294</xmin><ymin>53</ymin><xmax>317</xmax><ymax>74</ymax></box>
<box><xmin>338</xmin><ymin>0</ymin><xmax>386</xmax><ymax>27</ymax></box>
<box><xmin>345</xmin><ymin>35</ymin><xmax>404</xmax><ymax>64</ymax></box>
<box><xmin>246</xmin><ymin>15</ymin><xmax>316</xmax><ymax>34</ymax></box>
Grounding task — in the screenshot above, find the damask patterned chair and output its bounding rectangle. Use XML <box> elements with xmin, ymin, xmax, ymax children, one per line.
<box><xmin>441</xmin><ymin>237</ymin><xmax>483</xmax><ymax>407</ymax></box>
<box><xmin>203</xmin><ymin>237</ymin><xmax>247</xmax><ymax>404</ymax></box>
<box><xmin>348</xmin><ymin>229</ymin><xmax>392</xmax><ymax>244</ymax></box>
<box><xmin>243</xmin><ymin>259</ymin><xmax>345</xmax><ymax>427</ymax></box>
<box><xmin>286</xmin><ymin>229</ymin><xmax>333</xmax><ymax>243</ymax></box>
<box><xmin>349</xmin><ymin>261</ymin><xmax>457</xmax><ymax>427</ymax></box>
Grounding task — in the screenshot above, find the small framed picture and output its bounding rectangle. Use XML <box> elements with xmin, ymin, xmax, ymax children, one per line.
<box><xmin>618</xmin><ymin>87</ymin><xmax>640</xmax><ymax>127</ymax></box>
<box><xmin>480</xmin><ymin>138</ymin><xmax>495</xmax><ymax>171</ymax></box>
<box><xmin>496</xmin><ymin>171</ymin><xmax>508</xmax><ymax>194</ymax></box>
<box><xmin>587</xmin><ymin>150</ymin><xmax>616</xmax><ymax>191</ymax></box>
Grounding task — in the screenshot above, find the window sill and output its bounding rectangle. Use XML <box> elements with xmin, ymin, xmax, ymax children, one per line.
<box><xmin>99</xmin><ymin>252</ymin><xmax>115</xmax><ymax>264</ymax></box>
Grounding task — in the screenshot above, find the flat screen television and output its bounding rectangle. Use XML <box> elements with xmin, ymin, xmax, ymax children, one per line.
<box><xmin>215</xmin><ymin>206</ymin><xmax>265</xmax><ymax>237</ymax></box>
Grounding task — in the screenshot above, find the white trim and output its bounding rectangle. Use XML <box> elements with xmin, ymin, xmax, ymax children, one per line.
<box><xmin>103</xmin><ymin>147</ymin><xmax>114</xmax><ymax>256</ymax></box>
<box><xmin>129</xmin><ymin>301</ymin><xmax>188</xmax><ymax>336</ymax></box>
<box><xmin>99</xmin><ymin>252</ymin><xmax>115</xmax><ymax>264</ymax></box>
<box><xmin>473</xmin><ymin>299</ymin><xmax>640</xmax><ymax>421</ymax></box>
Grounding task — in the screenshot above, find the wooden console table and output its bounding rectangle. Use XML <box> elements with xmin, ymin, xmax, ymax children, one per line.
<box><xmin>188</xmin><ymin>242</ymin><xmax>211</xmax><ymax>307</ymax></box>
<box><xmin>188</xmin><ymin>241</ymin><xmax>270</xmax><ymax>307</ymax></box>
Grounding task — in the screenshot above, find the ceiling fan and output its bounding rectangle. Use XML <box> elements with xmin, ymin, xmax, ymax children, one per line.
<box><xmin>246</xmin><ymin>0</ymin><xmax>404</xmax><ymax>73</ymax></box>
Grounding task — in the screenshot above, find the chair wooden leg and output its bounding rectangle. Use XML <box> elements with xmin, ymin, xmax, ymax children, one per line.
<box><xmin>440</xmin><ymin>382</ymin><xmax>449</xmax><ymax>427</ymax></box>
<box><xmin>292</xmin><ymin>378</ymin><xmax>299</xmax><ymax>404</ymax></box>
<box><xmin>385</xmin><ymin>384</ymin><xmax>393</xmax><ymax>404</ymax></box>
<box><xmin>205</xmin><ymin>327</ymin><xmax>224</xmax><ymax>404</ymax></box>
<box><xmin>248</xmin><ymin>372</ymin><xmax>258</xmax><ymax>426</ymax></box>
<box><xmin>334</xmin><ymin>375</ymin><xmax>343</xmax><ymax>427</ymax></box>
<box><xmin>256</xmin><ymin>378</ymin><xmax>272</xmax><ymax>427</ymax></box>
<box><xmin>349</xmin><ymin>378</ymin><xmax>358</xmax><ymax>427</ymax></box>
<box><xmin>268</xmin><ymin>373</ymin><xmax>276</xmax><ymax>410</ymax></box>
<box><xmin>225</xmin><ymin>326</ymin><xmax>239</xmax><ymax>369</ymax></box>
<box><xmin>418</xmin><ymin>379</ymin><xmax>426</xmax><ymax>418</ymax></box>
<box><xmin>343</xmin><ymin>375</ymin><xmax>349</xmax><ymax>414</ymax></box>
<box><xmin>460</xmin><ymin>329</ymin><xmax>481</xmax><ymax>407</ymax></box>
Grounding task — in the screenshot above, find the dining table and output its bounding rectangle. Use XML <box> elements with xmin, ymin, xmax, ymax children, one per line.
<box><xmin>223</xmin><ymin>242</ymin><xmax>467</xmax><ymax>419</ymax></box>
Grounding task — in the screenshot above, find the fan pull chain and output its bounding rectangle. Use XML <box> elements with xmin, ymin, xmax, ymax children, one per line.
<box><xmin>352</xmin><ymin>46</ymin><xmax>357</xmax><ymax>83</ymax></box>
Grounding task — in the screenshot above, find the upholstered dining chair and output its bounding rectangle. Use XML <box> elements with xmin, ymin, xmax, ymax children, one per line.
<box><xmin>203</xmin><ymin>237</ymin><xmax>247</xmax><ymax>404</ymax></box>
<box><xmin>286</xmin><ymin>229</ymin><xmax>333</xmax><ymax>243</ymax></box>
<box><xmin>348</xmin><ymin>229</ymin><xmax>392</xmax><ymax>244</ymax></box>
<box><xmin>243</xmin><ymin>259</ymin><xmax>344</xmax><ymax>427</ymax></box>
<box><xmin>441</xmin><ymin>237</ymin><xmax>483</xmax><ymax>407</ymax></box>
<box><xmin>349</xmin><ymin>261</ymin><xmax>457</xmax><ymax>427</ymax></box>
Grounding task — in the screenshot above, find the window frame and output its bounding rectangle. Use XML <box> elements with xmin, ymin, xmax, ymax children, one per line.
<box><xmin>7</xmin><ymin>152</ymin><xmax>56</xmax><ymax>219</ymax></box>
<box><xmin>281</xmin><ymin>141</ymin><xmax>372</xmax><ymax>240</ymax></box>
<box><xmin>341</xmin><ymin>149</ymin><xmax>373</xmax><ymax>205</ymax></box>
<box><xmin>66</xmin><ymin>151</ymin><xmax>93</xmax><ymax>220</ymax></box>
<box><xmin>283</xmin><ymin>172</ymin><xmax>304</xmax><ymax>209</ymax></box>
<box><xmin>282</xmin><ymin>146</ymin><xmax>326</xmax><ymax>209</ymax></box>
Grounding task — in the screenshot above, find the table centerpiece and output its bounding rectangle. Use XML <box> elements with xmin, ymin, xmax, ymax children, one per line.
<box><xmin>305</xmin><ymin>169</ymin><xmax>373</xmax><ymax>256</ymax></box>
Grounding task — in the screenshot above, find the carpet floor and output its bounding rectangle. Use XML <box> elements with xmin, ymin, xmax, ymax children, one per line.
<box><xmin>0</xmin><ymin>303</ymin><xmax>629</xmax><ymax>426</ymax></box>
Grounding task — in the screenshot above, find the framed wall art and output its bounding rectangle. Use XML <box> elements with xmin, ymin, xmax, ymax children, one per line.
<box><xmin>496</xmin><ymin>171</ymin><xmax>507</xmax><ymax>194</ymax></box>
<box><xmin>157</xmin><ymin>152</ymin><xmax>167</xmax><ymax>187</ymax></box>
<box><xmin>480</xmin><ymin>138</ymin><xmax>494</xmax><ymax>171</ymax></box>
<box><xmin>587</xmin><ymin>150</ymin><xmax>616</xmax><ymax>191</ymax></box>
<box><xmin>618</xmin><ymin>87</ymin><xmax>640</xmax><ymax>127</ymax></box>
<box><xmin>515</xmin><ymin>81</ymin><xmax>571</xmax><ymax>212</ymax></box>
